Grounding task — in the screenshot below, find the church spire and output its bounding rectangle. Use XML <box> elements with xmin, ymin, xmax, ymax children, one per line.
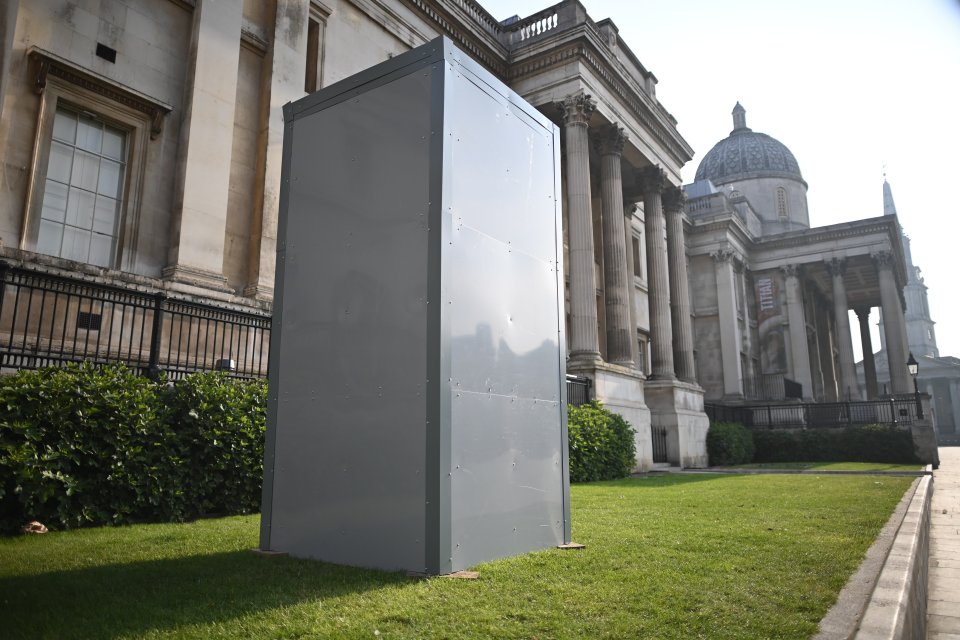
<box><xmin>883</xmin><ymin>174</ymin><xmax>897</xmax><ymax>216</ymax></box>
<box><xmin>732</xmin><ymin>102</ymin><xmax>749</xmax><ymax>132</ymax></box>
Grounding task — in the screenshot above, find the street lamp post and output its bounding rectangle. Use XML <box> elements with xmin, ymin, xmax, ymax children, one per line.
<box><xmin>906</xmin><ymin>352</ymin><xmax>923</xmax><ymax>419</ymax></box>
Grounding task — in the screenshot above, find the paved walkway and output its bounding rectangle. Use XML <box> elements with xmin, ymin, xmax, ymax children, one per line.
<box><xmin>928</xmin><ymin>446</ymin><xmax>960</xmax><ymax>638</ymax></box>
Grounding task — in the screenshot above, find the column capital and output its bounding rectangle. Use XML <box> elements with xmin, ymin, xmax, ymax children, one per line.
<box><xmin>556</xmin><ymin>92</ymin><xmax>596</xmax><ymax>127</ymax></box>
<box><xmin>594</xmin><ymin>123</ymin><xmax>627</xmax><ymax>156</ymax></box>
<box><xmin>710</xmin><ymin>248</ymin><xmax>740</xmax><ymax>264</ymax></box>
<box><xmin>872</xmin><ymin>250</ymin><xmax>895</xmax><ymax>269</ymax></box>
<box><xmin>825</xmin><ymin>257</ymin><xmax>847</xmax><ymax>278</ymax></box>
<box><xmin>854</xmin><ymin>306</ymin><xmax>871</xmax><ymax>319</ymax></box>
<box><xmin>636</xmin><ymin>165</ymin><xmax>668</xmax><ymax>195</ymax></box>
<box><xmin>662</xmin><ymin>185</ymin><xmax>687</xmax><ymax>214</ymax></box>
<box><xmin>780</xmin><ymin>263</ymin><xmax>802</xmax><ymax>279</ymax></box>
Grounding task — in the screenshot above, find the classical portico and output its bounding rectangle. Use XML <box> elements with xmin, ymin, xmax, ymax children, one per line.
<box><xmin>683</xmin><ymin>106</ymin><xmax>914</xmax><ymax>406</ymax></box>
<box><xmin>548</xmin><ymin>83</ymin><xmax>708</xmax><ymax>469</ymax></box>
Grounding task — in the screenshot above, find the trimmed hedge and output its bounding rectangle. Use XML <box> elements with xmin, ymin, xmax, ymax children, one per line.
<box><xmin>751</xmin><ymin>424</ymin><xmax>918</xmax><ymax>464</ymax></box>
<box><xmin>567</xmin><ymin>401</ymin><xmax>636</xmax><ymax>482</ymax></box>
<box><xmin>0</xmin><ymin>364</ymin><xmax>266</xmax><ymax>533</ymax></box>
<box><xmin>706</xmin><ymin>422</ymin><xmax>755</xmax><ymax>466</ymax></box>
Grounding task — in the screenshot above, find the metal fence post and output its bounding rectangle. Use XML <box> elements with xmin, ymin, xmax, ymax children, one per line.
<box><xmin>147</xmin><ymin>292</ymin><xmax>166</xmax><ymax>380</ymax></box>
<box><xmin>0</xmin><ymin>261</ymin><xmax>8</xmax><ymax>319</ymax></box>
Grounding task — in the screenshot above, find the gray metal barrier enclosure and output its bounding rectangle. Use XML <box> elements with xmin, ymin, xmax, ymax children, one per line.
<box><xmin>260</xmin><ymin>37</ymin><xmax>569</xmax><ymax>575</ymax></box>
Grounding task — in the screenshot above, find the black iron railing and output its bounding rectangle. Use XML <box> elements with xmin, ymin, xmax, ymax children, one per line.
<box><xmin>705</xmin><ymin>397</ymin><xmax>922</xmax><ymax>429</ymax></box>
<box><xmin>0</xmin><ymin>261</ymin><xmax>271</xmax><ymax>379</ymax></box>
<box><xmin>651</xmin><ymin>426</ymin><xmax>668</xmax><ymax>463</ymax></box>
<box><xmin>566</xmin><ymin>374</ymin><xmax>591</xmax><ymax>407</ymax></box>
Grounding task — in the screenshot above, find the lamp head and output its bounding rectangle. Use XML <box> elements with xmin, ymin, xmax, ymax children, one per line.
<box><xmin>906</xmin><ymin>352</ymin><xmax>919</xmax><ymax>377</ymax></box>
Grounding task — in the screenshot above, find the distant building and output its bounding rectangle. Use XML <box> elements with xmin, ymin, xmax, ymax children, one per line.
<box><xmin>858</xmin><ymin>180</ymin><xmax>960</xmax><ymax>444</ymax></box>
<box><xmin>684</xmin><ymin>105</ymin><xmax>913</xmax><ymax>406</ymax></box>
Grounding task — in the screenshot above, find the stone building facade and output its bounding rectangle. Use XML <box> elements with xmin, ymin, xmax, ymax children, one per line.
<box><xmin>860</xmin><ymin>180</ymin><xmax>960</xmax><ymax>444</ymax></box>
<box><xmin>685</xmin><ymin>106</ymin><xmax>914</xmax><ymax>406</ymax></box>
<box><xmin>0</xmin><ymin>0</ymin><xmax>711</xmax><ymax>469</ymax></box>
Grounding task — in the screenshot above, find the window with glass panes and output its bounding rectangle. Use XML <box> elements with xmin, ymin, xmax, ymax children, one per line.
<box><xmin>37</xmin><ymin>108</ymin><xmax>126</xmax><ymax>267</ymax></box>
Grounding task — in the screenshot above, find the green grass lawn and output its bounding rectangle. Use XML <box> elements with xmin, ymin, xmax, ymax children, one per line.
<box><xmin>724</xmin><ymin>462</ymin><xmax>922</xmax><ymax>472</ymax></box>
<box><xmin>0</xmin><ymin>474</ymin><xmax>913</xmax><ymax>640</ymax></box>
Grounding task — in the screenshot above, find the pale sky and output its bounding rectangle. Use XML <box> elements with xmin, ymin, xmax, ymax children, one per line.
<box><xmin>480</xmin><ymin>0</ymin><xmax>960</xmax><ymax>362</ymax></box>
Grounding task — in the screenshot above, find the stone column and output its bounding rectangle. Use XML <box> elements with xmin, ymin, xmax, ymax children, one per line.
<box><xmin>164</xmin><ymin>0</ymin><xmax>243</xmax><ymax>290</ymax></box>
<box><xmin>875</xmin><ymin>251</ymin><xmax>910</xmax><ymax>394</ymax></box>
<box><xmin>782</xmin><ymin>264</ymin><xmax>814</xmax><ymax>399</ymax></box>
<box><xmin>856</xmin><ymin>307</ymin><xmax>878</xmax><ymax>399</ymax></box>
<box><xmin>739</xmin><ymin>265</ymin><xmax>755</xmax><ymax>394</ymax></box>
<box><xmin>713</xmin><ymin>249</ymin><xmax>744</xmax><ymax>399</ymax></box>
<box><xmin>664</xmin><ymin>186</ymin><xmax>696</xmax><ymax>382</ymax></box>
<box><xmin>623</xmin><ymin>205</ymin><xmax>640</xmax><ymax>369</ymax></box>
<box><xmin>556</xmin><ymin>93</ymin><xmax>600</xmax><ymax>365</ymax></box>
<box><xmin>827</xmin><ymin>259</ymin><xmax>859</xmax><ymax>400</ymax></box>
<box><xmin>245</xmin><ymin>0</ymin><xmax>310</xmax><ymax>299</ymax></box>
<box><xmin>637</xmin><ymin>166</ymin><xmax>674</xmax><ymax>379</ymax></box>
<box><xmin>595</xmin><ymin>124</ymin><xmax>632</xmax><ymax>366</ymax></box>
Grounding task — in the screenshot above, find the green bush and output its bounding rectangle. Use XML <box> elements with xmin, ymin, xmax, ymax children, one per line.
<box><xmin>706</xmin><ymin>422</ymin><xmax>755</xmax><ymax>466</ymax></box>
<box><xmin>167</xmin><ymin>372</ymin><xmax>266</xmax><ymax>518</ymax></box>
<box><xmin>0</xmin><ymin>364</ymin><xmax>267</xmax><ymax>533</ymax></box>
<box><xmin>751</xmin><ymin>424</ymin><xmax>918</xmax><ymax>464</ymax></box>
<box><xmin>567</xmin><ymin>401</ymin><xmax>636</xmax><ymax>482</ymax></box>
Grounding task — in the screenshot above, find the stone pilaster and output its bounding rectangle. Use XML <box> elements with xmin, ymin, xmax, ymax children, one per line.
<box><xmin>595</xmin><ymin>124</ymin><xmax>632</xmax><ymax>366</ymax></box>
<box><xmin>244</xmin><ymin>0</ymin><xmax>310</xmax><ymax>300</ymax></box>
<box><xmin>782</xmin><ymin>264</ymin><xmax>814</xmax><ymax>399</ymax></box>
<box><xmin>0</xmin><ymin>0</ymin><xmax>19</xmax><ymax>122</ymax></box>
<box><xmin>664</xmin><ymin>186</ymin><xmax>696</xmax><ymax>382</ymax></box>
<box><xmin>856</xmin><ymin>307</ymin><xmax>878</xmax><ymax>399</ymax></box>
<box><xmin>827</xmin><ymin>259</ymin><xmax>860</xmax><ymax>400</ymax></box>
<box><xmin>712</xmin><ymin>249</ymin><xmax>744</xmax><ymax>399</ymax></box>
<box><xmin>556</xmin><ymin>92</ymin><xmax>600</xmax><ymax>365</ymax></box>
<box><xmin>875</xmin><ymin>251</ymin><xmax>910</xmax><ymax>394</ymax></box>
<box><xmin>637</xmin><ymin>166</ymin><xmax>674</xmax><ymax>379</ymax></box>
<box><xmin>164</xmin><ymin>0</ymin><xmax>243</xmax><ymax>291</ymax></box>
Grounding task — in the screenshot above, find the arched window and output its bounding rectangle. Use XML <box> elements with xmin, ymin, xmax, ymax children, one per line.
<box><xmin>776</xmin><ymin>187</ymin><xmax>788</xmax><ymax>219</ymax></box>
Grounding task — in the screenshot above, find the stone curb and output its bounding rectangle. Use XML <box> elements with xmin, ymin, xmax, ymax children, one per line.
<box><xmin>852</xmin><ymin>474</ymin><xmax>932</xmax><ymax>639</ymax></box>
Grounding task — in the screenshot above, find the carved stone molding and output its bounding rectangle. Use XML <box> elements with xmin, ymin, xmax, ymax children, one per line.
<box><xmin>662</xmin><ymin>185</ymin><xmax>686</xmax><ymax>214</ymax></box>
<box><xmin>636</xmin><ymin>165</ymin><xmax>667</xmax><ymax>195</ymax></box>
<box><xmin>29</xmin><ymin>47</ymin><xmax>172</xmax><ymax>139</ymax></box>
<box><xmin>826</xmin><ymin>258</ymin><xmax>847</xmax><ymax>278</ymax></box>
<box><xmin>872</xmin><ymin>250</ymin><xmax>895</xmax><ymax>269</ymax></box>
<box><xmin>710</xmin><ymin>249</ymin><xmax>737</xmax><ymax>263</ymax></box>
<box><xmin>780</xmin><ymin>263</ymin><xmax>802</xmax><ymax>279</ymax></box>
<box><xmin>594</xmin><ymin>123</ymin><xmax>627</xmax><ymax>156</ymax></box>
<box><xmin>556</xmin><ymin>92</ymin><xmax>596</xmax><ymax>127</ymax></box>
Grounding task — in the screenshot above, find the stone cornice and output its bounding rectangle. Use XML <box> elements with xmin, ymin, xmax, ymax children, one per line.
<box><xmin>399</xmin><ymin>1</ymin><xmax>693</xmax><ymax>166</ymax></box>
<box><xmin>508</xmin><ymin>37</ymin><xmax>693</xmax><ymax>166</ymax></box>
<box><xmin>687</xmin><ymin>215</ymin><xmax>756</xmax><ymax>254</ymax></box>
<box><xmin>401</xmin><ymin>0</ymin><xmax>508</xmax><ymax>76</ymax></box>
<box><xmin>756</xmin><ymin>217</ymin><xmax>900</xmax><ymax>252</ymax></box>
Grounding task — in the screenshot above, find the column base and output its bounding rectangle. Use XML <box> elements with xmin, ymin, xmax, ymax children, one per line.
<box><xmin>568</xmin><ymin>351</ymin><xmax>603</xmax><ymax>369</ymax></box>
<box><xmin>162</xmin><ymin>264</ymin><xmax>233</xmax><ymax>293</ymax></box>
<box><xmin>568</xmin><ymin>361</ymin><xmax>653</xmax><ymax>473</ymax></box>
<box><xmin>242</xmin><ymin>283</ymin><xmax>274</xmax><ymax>301</ymax></box>
<box><xmin>644</xmin><ymin>378</ymin><xmax>709</xmax><ymax>469</ymax></box>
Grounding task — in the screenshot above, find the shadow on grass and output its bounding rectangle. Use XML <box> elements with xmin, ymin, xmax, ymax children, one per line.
<box><xmin>0</xmin><ymin>549</ymin><xmax>409</xmax><ymax>640</ymax></box>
